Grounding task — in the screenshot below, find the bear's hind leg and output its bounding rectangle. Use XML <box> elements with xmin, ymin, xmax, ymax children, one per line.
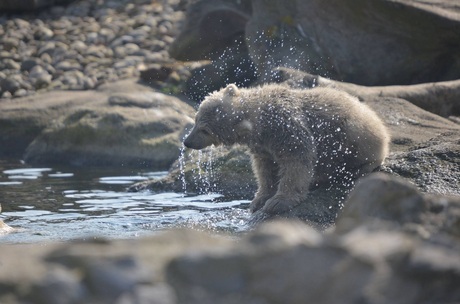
<box><xmin>263</xmin><ymin>160</ymin><xmax>313</xmax><ymax>214</ymax></box>
<box><xmin>250</xmin><ymin>154</ymin><xmax>279</xmax><ymax>212</ymax></box>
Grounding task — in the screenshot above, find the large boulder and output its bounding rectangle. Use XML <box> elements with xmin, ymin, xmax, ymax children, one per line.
<box><xmin>0</xmin><ymin>79</ymin><xmax>195</xmax><ymax>169</ymax></box>
<box><xmin>172</xmin><ymin>0</ymin><xmax>460</xmax><ymax>89</ymax></box>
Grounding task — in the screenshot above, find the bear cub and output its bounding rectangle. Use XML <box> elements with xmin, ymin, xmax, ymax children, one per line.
<box><xmin>184</xmin><ymin>83</ymin><xmax>390</xmax><ymax>214</ymax></box>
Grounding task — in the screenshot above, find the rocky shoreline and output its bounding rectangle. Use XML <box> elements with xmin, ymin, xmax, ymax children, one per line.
<box><xmin>0</xmin><ymin>0</ymin><xmax>189</xmax><ymax>99</ymax></box>
<box><xmin>1</xmin><ymin>0</ymin><xmax>460</xmax><ymax>303</ymax></box>
<box><xmin>1</xmin><ymin>173</ymin><xmax>460</xmax><ymax>304</ymax></box>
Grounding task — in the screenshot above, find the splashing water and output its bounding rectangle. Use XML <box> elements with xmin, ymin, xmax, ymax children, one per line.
<box><xmin>179</xmin><ymin>143</ymin><xmax>188</xmax><ymax>195</ymax></box>
<box><xmin>180</xmin><ymin>147</ymin><xmax>218</xmax><ymax>196</ymax></box>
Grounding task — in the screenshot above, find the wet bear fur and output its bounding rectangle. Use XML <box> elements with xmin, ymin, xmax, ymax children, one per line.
<box><xmin>184</xmin><ymin>83</ymin><xmax>390</xmax><ymax>214</ymax></box>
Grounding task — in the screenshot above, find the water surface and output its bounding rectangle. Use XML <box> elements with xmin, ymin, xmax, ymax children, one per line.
<box><xmin>0</xmin><ymin>159</ymin><xmax>250</xmax><ymax>244</ymax></box>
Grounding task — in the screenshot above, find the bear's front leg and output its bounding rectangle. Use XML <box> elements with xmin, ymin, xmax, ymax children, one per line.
<box><xmin>263</xmin><ymin>159</ymin><xmax>313</xmax><ymax>215</ymax></box>
<box><xmin>250</xmin><ymin>154</ymin><xmax>279</xmax><ymax>212</ymax></box>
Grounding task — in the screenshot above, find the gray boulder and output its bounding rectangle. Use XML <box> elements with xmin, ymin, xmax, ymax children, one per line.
<box><xmin>0</xmin><ymin>79</ymin><xmax>195</xmax><ymax>168</ymax></box>
<box><xmin>172</xmin><ymin>0</ymin><xmax>460</xmax><ymax>89</ymax></box>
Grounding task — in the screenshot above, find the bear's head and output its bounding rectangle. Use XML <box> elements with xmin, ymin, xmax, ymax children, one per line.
<box><xmin>184</xmin><ymin>84</ymin><xmax>249</xmax><ymax>149</ymax></box>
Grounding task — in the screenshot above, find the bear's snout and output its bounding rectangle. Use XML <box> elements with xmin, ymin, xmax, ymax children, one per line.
<box><xmin>183</xmin><ymin>135</ymin><xmax>195</xmax><ymax>149</ymax></box>
<box><xmin>183</xmin><ymin>129</ymin><xmax>212</xmax><ymax>150</ymax></box>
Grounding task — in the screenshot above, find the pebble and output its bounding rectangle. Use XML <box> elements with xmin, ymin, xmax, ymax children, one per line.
<box><xmin>0</xmin><ymin>0</ymin><xmax>186</xmax><ymax>98</ymax></box>
<box><xmin>29</xmin><ymin>65</ymin><xmax>52</xmax><ymax>89</ymax></box>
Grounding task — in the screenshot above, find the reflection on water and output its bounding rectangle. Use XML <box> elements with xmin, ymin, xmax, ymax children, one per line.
<box><xmin>0</xmin><ymin>159</ymin><xmax>250</xmax><ymax>244</ymax></box>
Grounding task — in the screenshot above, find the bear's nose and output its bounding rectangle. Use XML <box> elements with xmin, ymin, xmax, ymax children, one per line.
<box><xmin>183</xmin><ymin>135</ymin><xmax>196</xmax><ymax>149</ymax></box>
<box><xmin>183</xmin><ymin>138</ymin><xmax>192</xmax><ymax>148</ymax></box>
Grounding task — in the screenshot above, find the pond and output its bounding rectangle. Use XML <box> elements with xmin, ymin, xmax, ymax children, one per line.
<box><xmin>0</xmin><ymin>159</ymin><xmax>251</xmax><ymax>244</ymax></box>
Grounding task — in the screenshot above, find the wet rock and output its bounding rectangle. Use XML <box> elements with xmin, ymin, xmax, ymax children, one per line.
<box><xmin>129</xmin><ymin>145</ymin><xmax>257</xmax><ymax>199</ymax></box>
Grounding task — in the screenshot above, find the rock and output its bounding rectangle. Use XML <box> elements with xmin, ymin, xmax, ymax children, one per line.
<box><xmin>169</xmin><ymin>0</ymin><xmax>256</xmax><ymax>101</ymax></box>
<box><xmin>129</xmin><ymin>145</ymin><xmax>257</xmax><ymax>199</ymax></box>
<box><xmin>55</xmin><ymin>60</ymin><xmax>81</xmax><ymax>72</ymax></box>
<box><xmin>335</xmin><ymin>173</ymin><xmax>460</xmax><ymax>237</ymax></box>
<box><xmin>34</xmin><ymin>26</ymin><xmax>54</xmax><ymax>40</ymax></box>
<box><xmin>2</xmin><ymin>58</ymin><xmax>21</xmax><ymax>70</ymax></box>
<box><xmin>0</xmin><ymin>79</ymin><xmax>195</xmax><ymax>168</ymax></box>
<box><xmin>269</xmin><ymin>67</ymin><xmax>460</xmax><ymax>117</ymax></box>
<box><xmin>174</xmin><ymin>0</ymin><xmax>460</xmax><ymax>86</ymax></box>
<box><xmin>55</xmin><ymin>70</ymin><xmax>94</xmax><ymax>90</ymax></box>
<box><xmin>169</xmin><ymin>0</ymin><xmax>252</xmax><ymax>61</ymax></box>
<box><xmin>0</xmin><ymin>0</ymin><xmax>75</xmax><ymax>11</ymax></box>
<box><xmin>29</xmin><ymin>65</ymin><xmax>52</xmax><ymax>89</ymax></box>
<box><xmin>21</xmin><ymin>58</ymin><xmax>43</xmax><ymax>72</ymax></box>
<box><xmin>13</xmin><ymin>88</ymin><xmax>29</xmax><ymax>97</ymax></box>
<box><xmin>166</xmin><ymin>215</ymin><xmax>460</xmax><ymax>304</ymax></box>
<box><xmin>184</xmin><ymin>41</ymin><xmax>258</xmax><ymax>102</ymax></box>
<box><xmin>29</xmin><ymin>267</ymin><xmax>86</xmax><ymax>304</ymax></box>
<box><xmin>0</xmin><ymin>77</ymin><xmax>21</xmax><ymax>94</ymax></box>
<box><xmin>140</xmin><ymin>65</ymin><xmax>174</xmax><ymax>83</ymax></box>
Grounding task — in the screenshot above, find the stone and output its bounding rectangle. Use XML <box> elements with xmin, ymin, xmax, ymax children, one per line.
<box><xmin>34</xmin><ymin>26</ymin><xmax>54</xmax><ymax>40</ymax></box>
<box><xmin>1</xmin><ymin>77</ymin><xmax>21</xmax><ymax>94</ymax></box>
<box><xmin>29</xmin><ymin>65</ymin><xmax>52</xmax><ymax>89</ymax></box>
<box><xmin>2</xmin><ymin>58</ymin><xmax>20</xmax><ymax>70</ymax></box>
<box><xmin>13</xmin><ymin>88</ymin><xmax>29</xmax><ymax>97</ymax></box>
<box><xmin>55</xmin><ymin>60</ymin><xmax>81</xmax><ymax>72</ymax></box>
<box><xmin>174</xmin><ymin>0</ymin><xmax>460</xmax><ymax>86</ymax></box>
<box><xmin>139</xmin><ymin>65</ymin><xmax>173</xmax><ymax>82</ymax></box>
<box><xmin>0</xmin><ymin>79</ymin><xmax>195</xmax><ymax>168</ymax></box>
<box><xmin>21</xmin><ymin>58</ymin><xmax>43</xmax><ymax>72</ymax></box>
<box><xmin>29</xmin><ymin>267</ymin><xmax>86</xmax><ymax>304</ymax></box>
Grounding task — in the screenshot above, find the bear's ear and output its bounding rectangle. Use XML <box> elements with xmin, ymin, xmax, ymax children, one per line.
<box><xmin>224</xmin><ymin>84</ymin><xmax>240</xmax><ymax>97</ymax></box>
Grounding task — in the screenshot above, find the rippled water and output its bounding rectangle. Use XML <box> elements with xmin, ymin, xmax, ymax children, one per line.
<box><xmin>0</xmin><ymin>159</ymin><xmax>250</xmax><ymax>244</ymax></box>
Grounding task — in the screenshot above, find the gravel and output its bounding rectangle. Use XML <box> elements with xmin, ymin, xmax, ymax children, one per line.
<box><xmin>0</xmin><ymin>0</ymin><xmax>188</xmax><ymax>98</ymax></box>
